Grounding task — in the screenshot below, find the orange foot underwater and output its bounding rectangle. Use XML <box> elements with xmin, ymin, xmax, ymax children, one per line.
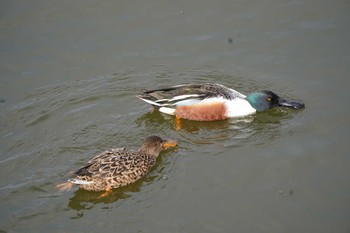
<box><xmin>175</xmin><ymin>115</ymin><xmax>182</xmax><ymax>131</ymax></box>
<box><xmin>56</xmin><ymin>182</ymin><xmax>73</xmax><ymax>192</ymax></box>
<box><xmin>98</xmin><ymin>186</ymin><xmax>113</xmax><ymax>199</ymax></box>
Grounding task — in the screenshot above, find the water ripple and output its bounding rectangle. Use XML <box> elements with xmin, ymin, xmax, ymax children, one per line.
<box><xmin>1</xmin><ymin>69</ymin><xmax>306</xmax><ymax>220</ymax></box>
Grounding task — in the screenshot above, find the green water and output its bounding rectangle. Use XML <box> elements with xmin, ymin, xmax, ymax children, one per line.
<box><xmin>1</xmin><ymin>0</ymin><xmax>349</xmax><ymax>232</ymax></box>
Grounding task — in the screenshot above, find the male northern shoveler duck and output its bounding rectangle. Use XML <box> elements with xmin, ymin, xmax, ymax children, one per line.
<box><xmin>56</xmin><ymin>136</ymin><xmax>177</xmax><ymax>194</ymax></box>
<box><xmin>137</xmin><ymin>83</ymin><xmax>305</xmax><ymax>121</ymax></box>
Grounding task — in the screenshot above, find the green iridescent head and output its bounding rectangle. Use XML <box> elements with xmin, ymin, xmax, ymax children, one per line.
<box><xmin>246</xmin><ymin>90</ymin><xmax>305</xmax><ymax>111</ymax></box>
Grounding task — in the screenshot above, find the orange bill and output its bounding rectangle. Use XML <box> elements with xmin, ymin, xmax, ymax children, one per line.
<box><xmin>162</xmin><ymin>139</ymin><xmax>178</xmax><ymax>149</ymax></box>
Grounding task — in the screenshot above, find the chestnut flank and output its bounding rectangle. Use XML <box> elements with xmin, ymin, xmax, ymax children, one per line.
<box><xmin>175</xmin><ymin>102</ymin><xmax>227</xmax><ymax>121</ymax></box>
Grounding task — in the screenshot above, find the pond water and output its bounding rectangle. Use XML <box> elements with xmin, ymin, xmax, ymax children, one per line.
<box><xmin>1</xmin><ymin>0</ymin><xmax>349</xmax><ymax>232</ymax></box>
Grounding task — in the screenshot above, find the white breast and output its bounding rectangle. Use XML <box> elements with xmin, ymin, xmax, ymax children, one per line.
<box><xmin>224</xmin><ymin>98</ymin><xmax>256</xmax><ymax>117</ymax></box>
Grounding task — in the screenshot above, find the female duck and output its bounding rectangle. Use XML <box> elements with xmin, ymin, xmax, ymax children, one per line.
<box><xmin>56</xmin><ymin>136</ymin><xmax>177</xmax><ymax>192</ymax></box>
<box><xmin>137</xmin><ymin>83</ymin><xmax>305</xmax><ymax>121</ymax></box>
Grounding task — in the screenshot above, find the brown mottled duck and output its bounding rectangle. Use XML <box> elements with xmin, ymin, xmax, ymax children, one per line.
<box><xmin>56</xmin><ymin>136</ymin><xmax>177</xmax><ymax>193</ymax></box>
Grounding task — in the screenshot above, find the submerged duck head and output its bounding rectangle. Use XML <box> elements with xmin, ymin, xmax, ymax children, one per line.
<box><xmin>138</xmin><ymin>136</ymin><xmax>178</xmax><ymax>157</ymax></box>
<box><xmin>246</xmin><ymin>90</ymin><xmax>305</xmax><ymax>112</ymax></box>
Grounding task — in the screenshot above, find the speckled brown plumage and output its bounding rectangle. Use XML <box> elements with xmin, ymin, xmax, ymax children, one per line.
<box><xmin>56</xmin><ymin>136</ymin><xmax>177</xmax><ymax>192</ymax></box>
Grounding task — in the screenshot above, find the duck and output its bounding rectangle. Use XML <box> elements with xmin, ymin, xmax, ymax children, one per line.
<box><xmin>137</xmin><ymin>83</ymin><xmax>305</xmax><ymax>121</ymax></box>
<box><xmin>56</xmin><ymin>136</ymin><xmax>177</xmax><ymax>193</ymax></box>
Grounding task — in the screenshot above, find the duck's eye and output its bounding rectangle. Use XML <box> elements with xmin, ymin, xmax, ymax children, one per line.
<box><xmin>267</xmin><ymin>97</ymin><xmax>272</xmax><ymax>102</ymax></box>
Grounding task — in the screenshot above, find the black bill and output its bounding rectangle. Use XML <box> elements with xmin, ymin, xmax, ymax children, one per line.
<box><xmin>278</xmin><ymin>98</ymin><xmax>305</xmax><ymax>110</ymax></box>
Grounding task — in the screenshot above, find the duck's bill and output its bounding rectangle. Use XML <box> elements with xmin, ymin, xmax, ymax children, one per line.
<box><xmin>278</xmin><ymin>98</ymin><xmax>305</xmax><ymax>110</ymax></box>
<box><xmin>162</xmin><ymin>139</ymin><xmax>178</xmax><ymax>149</ymax></box>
